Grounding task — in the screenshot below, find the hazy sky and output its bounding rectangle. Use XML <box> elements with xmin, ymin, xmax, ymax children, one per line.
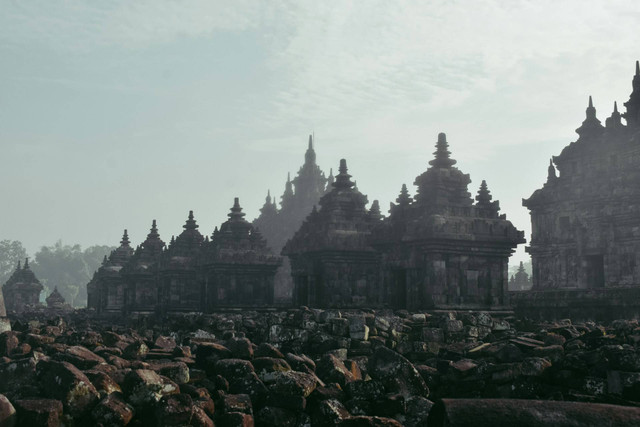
<box><xmin>1</xmin><ymin>1</ymin><xmax>639</xmax><ymax>264</ymax></box>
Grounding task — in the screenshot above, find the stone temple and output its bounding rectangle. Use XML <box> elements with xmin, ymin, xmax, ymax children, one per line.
<box><xmin>1</xmin><ymin>259</ymin><xmax>43</xmax><ymax>314</ymax></box>
<box><xmin>87</xmin><ymin>199</ymin><xmax>281</xmax><ymax>314</ymax></box>
<box><xmin>515</xmin><ymin>61</ymin><xmax>640</xmax><ymax>319</ymax></box>
<box><xmin>524</xmin><ymin>63</ymin><xmax>640</xmax><ymax>289</ymax></box>
<box><xmin>285</xmin><ymin>133</ymin><xmax>525</xmax><ymax>310</ymax></box>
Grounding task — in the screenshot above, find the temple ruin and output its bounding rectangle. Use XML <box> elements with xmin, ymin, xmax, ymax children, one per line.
<box><xmin>285</xmin><ymin>133</ymin><xmax>525</xmax><ymax>310</ymax></box>
<box><xmin>87</xmin><ymin>199</ymin><xmax>281</xmax><ymax>314</ymax></box>
<box><xmin>514</xmin><ymin>62</ymin><xmax>640</xmax><ymax>319</ymax></box>
<box><xmin>1</xmin><ymin>259</ymin><xmax>43</xmax><ymax>314</ymax></box>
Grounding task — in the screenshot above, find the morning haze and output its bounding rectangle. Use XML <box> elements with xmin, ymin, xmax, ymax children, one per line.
<box><xmin>0</xmin><ymin>1</ymin><xmax>637</xmax><ymax>265</ymax></box>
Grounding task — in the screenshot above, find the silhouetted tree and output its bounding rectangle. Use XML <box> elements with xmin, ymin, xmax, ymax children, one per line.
<box><xmin>31</xmin><ymin>241</ymin><xmax>115</xmax><ymax>307</ymax></box>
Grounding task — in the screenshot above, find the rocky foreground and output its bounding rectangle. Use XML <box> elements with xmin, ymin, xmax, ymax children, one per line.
<box><xmin>1</xmin><ymin>309</ymin><xmax>640</xmax><ymax>426</ymax></box>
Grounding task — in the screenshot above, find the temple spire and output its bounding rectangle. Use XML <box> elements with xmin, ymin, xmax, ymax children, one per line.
<box><xmin>121</xmin><ymin>229</ymin><xmax>130</xmax><ymax>247</ymax></box>
<box><xmin>396</xmin><ymin>184</ymin><xmax>413</xmax><ymax>206</ymax></box>
<box><xmin>304</xmin><ymin>134</ymin><xmax>316</xmax><ymax>164</ymax></box>
<box><xmin>576</xmin><ymin>96</ymin><xmax>603</xmax><ymax>138</ymax></box>
<box><xmin>476</xmin><ymin>180</ymin><xmax>491</xmax><ymax>204</ymax></box>
<box><xmin>429</xmin><ymin>133</ymin><xmax>457</xmax><ymax>168</ymax></box>
<box><xmin>228</xmin><ymin>197</ymin><xmax>246</xmax><ymax>221</ymax></box>
<box><xmin>369</xmin><ymin>200</ymin><xmax>382</xmax><ymax>221</ymax></box>
<box><xmin>606</xmin><ymin>101</ymin><xmax>623</xmax><ymax>130</ymax></box>
<box><xmin>24</xmin><ymin>257</ymin><xmax>29</xmax><ymax>269</ymax></box>
<box><xmin>16</xmin><ymin>261</ymin><xmax>21</xmax><ymax>270</ymax></box>
<box><xmin>332</xmin><ymin>159</ymin><xmax>354</xmax><ymax>190</ymax></box>
<box><xmin>148</xmin><ymin>220</ymin><xmax>160</xmax><ymax>239</ymax></box>
<box><xmin>183</xmin><ymin>210</ymin><xmax>198</xmax><ymax>230</ymax></box>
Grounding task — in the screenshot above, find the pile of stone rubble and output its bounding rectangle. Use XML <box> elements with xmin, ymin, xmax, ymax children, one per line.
<box><xmin>1</xmin><ymin>308</ymin><xmax>640</xmax><ymax>426</ymax></box>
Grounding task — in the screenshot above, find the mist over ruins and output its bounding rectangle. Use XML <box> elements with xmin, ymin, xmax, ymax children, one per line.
<box><xmin>2</xmin><ymin>3</ymin><xmax>640</xmax><ymax>426</ymax></box>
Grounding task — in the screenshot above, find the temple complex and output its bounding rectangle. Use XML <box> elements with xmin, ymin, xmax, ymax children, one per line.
<box><xmin>523</xmin><ymin>62</ymin><xmax>640</xmax><ymax>290</ymax></box>
<box><xmin>285</xmin><ymin>133</ymin><xmax>525</xmax><ymax>309</ymax></box>
<box><xmin>253</xmin><ymin>135</ymin><xmax>331</xmax><ymax>301</ymax></box>
<box><xmin>87</xmin><ymin>199</ymin><xmax>281</xmax><ymax>314</ymax></box>
<box><xmin>372</xmin><ymin>133</ymin><xmax>525</xmax><ymax>310</ymax></box>
<box><xmin>1</xmin><ymin>259</ymin><xmax>43</xmax><ymax>314</ymax></box>
<box><xmin>283</xmin><ymin>159</ymin><xmax>382</xmax><ymax>307</ymax></box>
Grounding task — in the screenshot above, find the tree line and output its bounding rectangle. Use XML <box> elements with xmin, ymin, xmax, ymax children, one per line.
<box><xmin>0</xmin><ymin>240</ymin><xmax>115</xmax><ymax>307</ymax></box>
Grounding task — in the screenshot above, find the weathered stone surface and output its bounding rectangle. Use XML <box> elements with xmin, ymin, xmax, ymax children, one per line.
<box><xmin>221</xmin><ymin>394</ymin><xmax>253</xmax><ymax>415</ymax></box>
<box><xmin>85</xmin><ymin>369</ymin><xmax>122</xmax><ymax>397</ymax></box>
<box><xmin>91</xmin><ymin>393</ymin><xmax>134</xmax><ymax>426</ymax></box>
<box><xmin>57</xmin><ymin>345</ymin><xmax>106</xmax><ymax>369</ymax></box>
<box><xmin>155</xmin><ymin>394</ymin><xmax>194</xmax><ymax>426</ymax></box>
<box><xmin>253</xmin><ymin>357</ymin><xmax>292</xmax><ymax>383</ymax></box>
<box><xmin>316</xmin><ymin>354</ymin><xmax>356</xmax><ymax>387</ymax></box>
<box><xmin>122</xmin><ymin>369</ymin><xmax>178</xmax><ymax>408</ymax></box>
<box><xmin>0</xmin><ymin>394</ymin><xmax>16</xmax><ymax>427</ymax></box>
<box><xmin>14</xmin><ymin>399</ymin><xmax>63</xmax><ymax>427</ymax></box>
<box><xmin>36</xmin><ymin>360</ymin><xmax>100</xmax><ymax>417</ymax></box>
<box><xmin>368</xmin><ymin>346</ymin><xmax>429</xmax><ymax>398</ymax></box>
<box><xmin>270</xmin><ymin>371</ymin><xmax>318</xmax><ymax>397</ymax></box>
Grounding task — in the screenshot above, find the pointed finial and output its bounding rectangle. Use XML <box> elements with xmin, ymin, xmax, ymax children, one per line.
<box><xmin>228</xmin><ymin>197</ymin><xmax>246</xmax><ymax>221</ymax></box>
<box><xmin>396</xmin><ymin>184</ymin><xmax>412</xmax><ymax>206</ymax></box>
<box><xmin>102</xmin><ymin>255</ymin><xmax>108</xmax><ymax>265</ymax></box>
<box><xmin>287</xmin><ymin>172</ymin><xmax>291</xmax><ymax>182</ymax></box>
<box><xmin>369</xmin><ymin>200</ymin><xmax>382</xmax><ymax>220</ymax></box>
<box><xmin>339</xmin><ymin>159</ymin><xmax>347</xmax><ymax>174</ymax></box>
<box><xmin>332</xmin><ymin>159</ymin><xmax>354</xmax><ymax>190</ymax></box>
<box><xmin>429</xmin><ymin>132</ymin><xmax>457</xmax><ymax>168</ymax></box>
<box><xmin>121</xmin><ymin>229</ymin><xmax>130</xmax><ymax>247</ymax></box>
<box><xmin>589</xmin><ymin>95</ymin><xmax>593</xmax><ymax>108</ymax></box>
<box><xmin>614</xmin><ymin>101</ymin><xmax>618</xmax><ymax>113</ymax></box>
<box><xmin>636</xmin><ymin>60</ymin><xmax>639</xmax><ymax>76</ymax></box>
<box><xmin>24</xmin><ymin>257</ymin><xmax>29</xmax><ymax>269</ymax></box>
<box><xmin>266</xmin><ymin>190</ymin><xmax>271</xmax><ymax>203</ymax></box>
<box><xmin>304</xmin><ymin>134</ymin><xmax>316</xmax><ymax>164</ymax></box>
<box><xmin>475</xmin><ymin>180</ymin><xmax>493</xmax><ymax>206</ymax></box>
<box><xmin>152</xmin><ymin>220</ymin><xmax>157</xmax><ymax>231</ymax></box>
<box><xmin>184</xmin><ymin>210</ymin><xmax>198</xmax><ymax>230</ymax></box>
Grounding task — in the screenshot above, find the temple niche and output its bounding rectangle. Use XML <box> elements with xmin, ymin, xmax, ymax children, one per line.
<box><xmin>372</xmin><ymin>133</ymin><xmax>525</xmax><ymax>310</ymax></box>
<box><xmin>283</xmin><ymin>159</ymin><xmax>382</xmax><ymax>308</ymax></box>
<box><xmin>523</xmin><ymin>62</ymin><xmax>640</xmax><ymax>290</ymax></box>
<box><xmin>253</xmin><ymin>135</ymin><xmax>331</xmax><ymax>301</ymax></box>
<box><xmin>1</xmin><ymin>259</ymin><xmax>44</xmax><ymax>314</ymax></box>
<box><xmin>201</xmin><ymin>198</ymin><xmax>281</xmax><ymax>309</ymax></box>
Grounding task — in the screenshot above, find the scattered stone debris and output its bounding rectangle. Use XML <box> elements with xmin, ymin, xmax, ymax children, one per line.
<box><xmin>1</xmin><ymin>308</ymin><xmax>640</xmax><ymax>425</ymax></box>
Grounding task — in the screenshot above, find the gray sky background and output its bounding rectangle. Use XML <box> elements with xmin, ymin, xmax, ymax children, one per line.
<box><xmin>1</xmin><ymin>1</ymin><xmax>638</xmax><ymax>265</ymax></box>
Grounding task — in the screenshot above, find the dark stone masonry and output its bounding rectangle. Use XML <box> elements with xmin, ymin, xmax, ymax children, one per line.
<box><xmin>1</xmin><ymin>309</ymin><xmax>640</xmax><ymax>426</ymax></box>
<box><xmin>514</xmin><ymin>61</ymin><xmax>640</xmax><ymax>320</ymax></box>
